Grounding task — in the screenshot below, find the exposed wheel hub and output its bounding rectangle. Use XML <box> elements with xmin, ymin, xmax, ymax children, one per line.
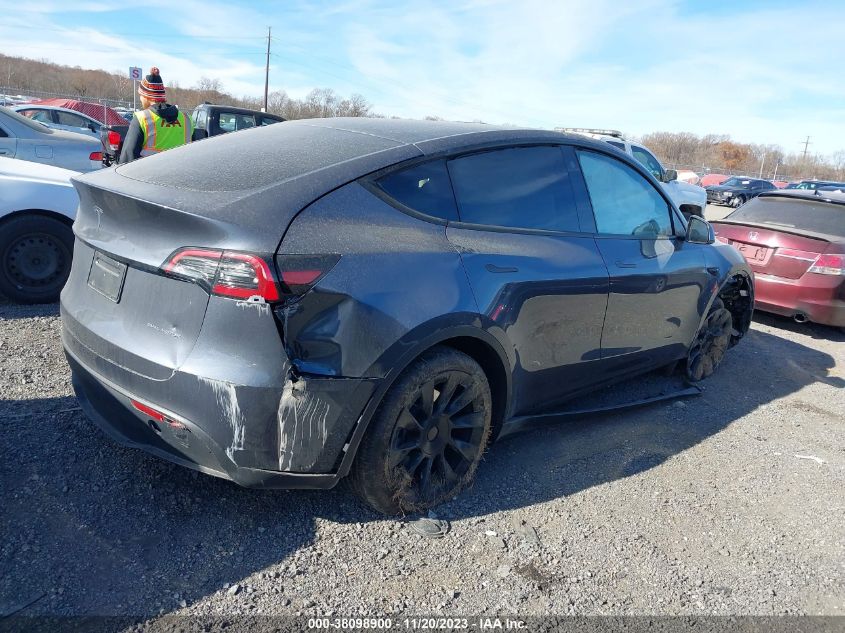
<box><xmin>6</xmin><ymin>234</ymin><xmax>63</xmax><ymax>287</ymax></box>
<box><xmin>687</xmin><ymin>302</ymin><xmax>733</xmax><ymax>382</ymax></box>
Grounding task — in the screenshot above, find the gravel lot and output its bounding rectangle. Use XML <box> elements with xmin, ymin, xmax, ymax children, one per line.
<box><xmin>1</xmin><ymin>228</ymin><xmax>843</xmax><ymax>624</ymax></box>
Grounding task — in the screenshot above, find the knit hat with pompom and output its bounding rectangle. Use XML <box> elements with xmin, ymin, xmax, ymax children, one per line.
<box><xmin>138</xmin><ymin>67</ymin><xmax>166</xmax><ymax>102</ymax></box>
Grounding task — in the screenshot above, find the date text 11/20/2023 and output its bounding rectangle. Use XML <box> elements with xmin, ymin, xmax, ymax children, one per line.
<box><xmin>307</xmin><ymin>617</ymin><xmax>528</xmax><ymax>630</ymax></box>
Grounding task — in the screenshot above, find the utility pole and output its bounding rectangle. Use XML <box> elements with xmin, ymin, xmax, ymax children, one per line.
<box><xmin>801</xmin><ymin>136</ymin><xmax>811</xmax><ymax>161</ymax></box>
<box><xmin>263</xmin><ymin>27</ymin><xmax>271</xmax><ymax>113</ymax></box>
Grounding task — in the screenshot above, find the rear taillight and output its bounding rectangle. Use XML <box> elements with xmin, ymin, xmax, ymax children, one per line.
<box><xmin>107</xmin><ymin>130</ymin><xmax>121</xmax><ymax>151</ymax></box>
<box><xmin>276</xmin><ymin>254</ymin><xmax>340</xmax><ymax>296</ymax></box>
<box><xmin>808</xmin><ymin>253</ymin><xmax>845</xmax><ymax>276</ymax></box>
<box><xmin>89</xmin><ymin>151</ymin><xmax>103</xmax><ymax>161</ymax></box>
<box><xmin>162</xmin><ymin>248</ymin><xmax>279</xmax><ymax>301</ymax></box>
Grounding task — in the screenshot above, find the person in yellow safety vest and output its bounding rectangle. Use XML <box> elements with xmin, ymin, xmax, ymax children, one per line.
<box><xmin>118</xmin><ymin>67</ymin><xmax>192</xmax><ymax>164</ymax></box>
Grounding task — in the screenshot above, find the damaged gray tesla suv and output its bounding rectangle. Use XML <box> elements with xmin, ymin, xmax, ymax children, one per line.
<box><xmin>62</xmin><ymin>118</ymin><xmax>754</xmax><ymax>514</ymax></box>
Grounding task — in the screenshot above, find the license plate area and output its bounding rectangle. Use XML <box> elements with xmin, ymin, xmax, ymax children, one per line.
<box><xmin>734</xmin><ymin>241</ymin><xmax>770</xmax><ymax>265</ymax></box>
<box><xmin>88</xmin><ymin>252</ymin><xmax>127</xmax><ymax>302</ymax></box>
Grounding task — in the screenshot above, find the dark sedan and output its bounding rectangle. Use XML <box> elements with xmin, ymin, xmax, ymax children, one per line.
<box><xmin>712</xmin><ymin>191</ymin><xmax>845</xmax><ymax>328</ymax></box>
<box><xmin>62</xmin><ymin>119</ymin><xmax>753</xmax><ymax>514</ymax></box>
<box><xmin>706</xmin><ymin>176</ymin><xmax>777</xmax><ymax>207</ymax></box>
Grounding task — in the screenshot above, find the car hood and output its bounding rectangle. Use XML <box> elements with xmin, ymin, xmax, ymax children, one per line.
<box><xmin>673</xmin><ymin>180</ymin><xmax>706</xmax><ymax>196</ymax></box>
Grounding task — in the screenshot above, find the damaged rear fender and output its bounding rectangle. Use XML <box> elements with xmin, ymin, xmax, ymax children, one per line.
<box><xmin>334</xmin><ymin>319</ymin><xmax>515</xmax><ymax>478</ymax></box>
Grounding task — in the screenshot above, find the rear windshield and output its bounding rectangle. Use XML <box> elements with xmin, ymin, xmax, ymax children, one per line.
<box><xmin>117</xmin><ymin>122</ymin><xmax>401</xmax><ymax>192</ymax></box>
<box><xmin>727</xmin><ymin>195</ymin><xmax>845</xmax><ymax>238</ymax></box>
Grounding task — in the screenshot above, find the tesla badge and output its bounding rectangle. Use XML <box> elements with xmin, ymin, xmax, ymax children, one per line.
<box><xmin>748</xmin><ymin>231</ymin><xmax>758</xmax><ymax>240</ymax></box>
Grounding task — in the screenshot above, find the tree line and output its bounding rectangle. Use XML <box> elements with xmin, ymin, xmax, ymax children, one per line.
<box><xmin>0</xmin><ymin>53</ymin><xmax>374</xmax><ymax>120</ymax></box>
<box><xmin>640</xmin><ymin>131</ymin><xmax>845</xmax><ymax>182</ymax></box>
<box><xmin>3</xmin><ymin>53</ymin><xmax>843</xmax><ymax>181</ymax></box>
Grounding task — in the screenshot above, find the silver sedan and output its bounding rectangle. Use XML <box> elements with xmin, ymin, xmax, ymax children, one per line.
<box><xmin>0</xmin><ymin>106</ymin><xmax>103</xmax><ymax>172</ymax></box>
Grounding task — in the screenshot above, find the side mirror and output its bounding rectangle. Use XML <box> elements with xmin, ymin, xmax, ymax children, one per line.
<box><xmin>88</xmin><ymin>123</ymin><xmax>97</xmax><ymax>132</ymax></box>
<box><xmin>663</xmin><ymin>169</ymin><xmax>678</xmax><ymax>182</ymax></box>
<box><xmin>686</xmin><ymin>215</ymin><xmax>714</xmax><ymax>244</ymax></box>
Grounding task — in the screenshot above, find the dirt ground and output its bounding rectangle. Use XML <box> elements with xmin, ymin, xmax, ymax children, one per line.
<box><xmin>1</xmin><ymin>263</ymin><xmax>843</xmax><ymax>625</ymax></box>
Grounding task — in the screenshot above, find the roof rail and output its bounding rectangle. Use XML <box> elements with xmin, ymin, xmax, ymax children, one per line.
<box><xmin>556</xmin><ymin>127</ymin><xmax>624</xmax><ymax>138</ymax></box>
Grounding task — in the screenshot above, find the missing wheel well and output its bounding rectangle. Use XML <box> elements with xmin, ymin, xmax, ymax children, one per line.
<box><xmin>718</xmin><ymin>274</ymin><xmax>753</xmax><ymax>345</ymax></box>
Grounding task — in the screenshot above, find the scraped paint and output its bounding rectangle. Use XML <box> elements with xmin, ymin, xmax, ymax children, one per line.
<box><xmin>235</xmin><ymin>295</ymin><xmax>270</xmax><ymax>317</ymax></box>
<box><xmin>198</xmin><ymin>376</ymin><xmax>245</xmax><ymax>461</ymax></box>
<box><xmin>277</xmin><ymin>377</ymin><xmax>331</xmax><ymax>471</ymax></box>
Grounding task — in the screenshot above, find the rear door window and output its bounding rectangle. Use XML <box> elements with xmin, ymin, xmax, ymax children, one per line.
<box><xmin>375</xmin><ymin>159</ymin><xmax>457</xmax><ymax>221</ymax></box>
<box><xmin>447</xmin><ymin>146</ymin><xmax>581</xmax><ymax>232</ymax></box>
<box><xmin>577</xmin><ymin>150</ymin><xmax>673</xmax><ymax>237</ymax></box>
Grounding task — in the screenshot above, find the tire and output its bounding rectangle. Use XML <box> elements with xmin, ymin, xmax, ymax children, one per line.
<box><xmin>349</xmin><ymin>346</ymin><xmax>493</xmax><ymax>515</ymax></box>
<box><xmin>0</xmin><ymin>215</ymin><xmax>74</xmax><ymax>304</ymax></box>
<box><xmin>731</xmin><ymin>195</ymin><xmax>745</xmax><ymax>208</ymax></box>
<box><xmin>686</xmin><ymin>297</ymin><xmax>733</xmax><ymax>382</ymax></box>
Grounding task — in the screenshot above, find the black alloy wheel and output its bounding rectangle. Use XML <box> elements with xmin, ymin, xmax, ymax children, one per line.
<box><xmin>686</xmin><ymin>297</ymin><xmax>733</xmax><ymax>382</ymax></box>
<box><xmin>0</xmin><ymin>215</ymin><xmax>73</xmax><ymax>304</ymax></box>
<box><xmin>350</xmin><ymin>347</ymin><xmax>492</xmax><ymax>515</ymax></box>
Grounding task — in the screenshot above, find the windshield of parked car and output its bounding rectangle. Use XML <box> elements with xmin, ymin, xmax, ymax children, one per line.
<box><xmin>721</xmin><ymin>177</ymin><xmax>750</xmax><ymax>188</ymax></box>
<box><xmin>0</xmin><ymin>106</ymin><xmax>54</xmax><ymax>133</ymax></box>
<box><xmin>727</xmin><ymin>195</ymin><xmax>845</xmax><ymax>238</ymax></box>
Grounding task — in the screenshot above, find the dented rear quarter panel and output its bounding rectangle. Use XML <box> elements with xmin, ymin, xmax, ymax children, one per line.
<box><xmin>277</xmin><ymin>182</ymin><xmax>487</xmax><ymax>380</ymax></box>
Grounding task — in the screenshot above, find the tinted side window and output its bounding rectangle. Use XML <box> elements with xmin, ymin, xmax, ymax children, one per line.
<box><xmin>578</xmin><ymin>150</ymin><xmax>673</xmax><ymax>237</ymax></box>
<box><xmin>448</xmin><ymin>146</ymin><xmax>580</xmax><ymax>232</ymax></box>
<box><xmin>375</xmin><ymin>159</ymin><xmax>457</xmax><ymax>221</ymax></box>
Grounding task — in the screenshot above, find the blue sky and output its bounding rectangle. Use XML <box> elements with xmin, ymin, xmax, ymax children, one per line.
<box><xmin>1</xmin><ymin>0</ymin><xmax>843</xmax><ymax>156</ymax></box>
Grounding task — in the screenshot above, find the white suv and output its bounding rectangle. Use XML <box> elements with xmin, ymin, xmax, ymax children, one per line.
<box><xmin>557</xmin><ymin>128</ymin><xmax>707</xmax><ymax>219</ymax></box>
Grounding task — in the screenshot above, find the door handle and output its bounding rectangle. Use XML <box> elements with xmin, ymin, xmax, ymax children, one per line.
<box><xmin>485</xmin><ymin>264</ymin><xmax>518</xmax><ymax>273</ymax></box>
<box><xmin>614</xmin><ymin>261</ymin><xmax>637</xmax><ymax>268</ymax></box>
<box><xmin>0</xmin><ymin>150</ymin><xmax>9</xmax><ymax>155</ymax></box>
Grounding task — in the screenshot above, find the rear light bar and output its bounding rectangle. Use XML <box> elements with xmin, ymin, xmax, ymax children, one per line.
<box><xmin>162</xmin><ymin>248</ymin><xmax>279</xmax><ymax>301</ymax></box>
<box><xmin>808</xmin><ymin>253</ymin><xmax>845</xmax><ymax>276</ymax></box>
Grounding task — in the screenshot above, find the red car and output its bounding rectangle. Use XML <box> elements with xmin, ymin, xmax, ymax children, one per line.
<box><xmin>711</xmin><ymin>191</ymin><xmax>845</xmax><ymax>328</ymax></box>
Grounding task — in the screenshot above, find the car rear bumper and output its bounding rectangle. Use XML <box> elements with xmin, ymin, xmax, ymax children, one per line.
<box><xmin>66</xmin><ymin>349</ymin><xmax>341</xmax><ymax>489</ymax></box>
<box><xmin>753</xmin><ymin>272</ymin><xmax>845</xmax><ymax>327</ymax></box>
<box><xmin>61</xmin><ymin>277</ymin><xmax>379</xmax><ymax>485</ymax></box>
